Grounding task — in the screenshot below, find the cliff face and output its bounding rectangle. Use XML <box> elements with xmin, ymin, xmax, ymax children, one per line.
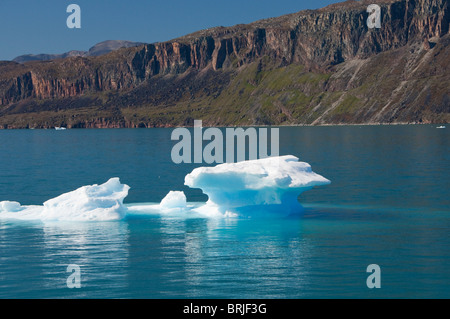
<box><xmin>131</xmin><ymin>0</ymin><xmax>449</xmax><ymax>72</ymax></box>
<box><xmin>0</xmin><ymin>0</ymin><xmax>449</xmax><ymax>128</ymax></box>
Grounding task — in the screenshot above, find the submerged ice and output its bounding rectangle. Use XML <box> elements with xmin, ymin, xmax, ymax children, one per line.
<box><xmin>0</xmin><ymin>155</ymin><xmax>330</xmax><ymax>221</ymax></box>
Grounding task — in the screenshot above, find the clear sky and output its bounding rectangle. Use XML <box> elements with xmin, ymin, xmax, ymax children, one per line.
<box><xmin>0</xmin><ymin>0</ymin><xmax>340</xmax><ymax>61</ymax></box>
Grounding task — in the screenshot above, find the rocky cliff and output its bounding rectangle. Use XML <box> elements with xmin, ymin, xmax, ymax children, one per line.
<box><xmin>0</xmin><ymin>0</ymin><xmax>448</xmax><ymax>128</ymax></box>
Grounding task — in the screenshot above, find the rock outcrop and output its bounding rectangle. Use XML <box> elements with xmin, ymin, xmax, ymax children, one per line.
<box><xmin>0</xmin><ymin>0</ymin><xmax>448</xmax><ymax>128</ymax></box>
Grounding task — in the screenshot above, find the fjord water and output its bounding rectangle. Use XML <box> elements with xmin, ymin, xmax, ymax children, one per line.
<box><xmin>0</xmin><ymin>125</ymin><xmax>449</xmax><ymax>298</ymax></box>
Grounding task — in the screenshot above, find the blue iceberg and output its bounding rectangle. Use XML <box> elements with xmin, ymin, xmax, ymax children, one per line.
<box><xmin>185</xmin><ymin>155</ymin><xmax>330</xmax><ymax>217</ymax></box>
<box><xmin>0</xmin><ymin>155</ymin><xmax>330</xmax><ymax>221</ymax></box>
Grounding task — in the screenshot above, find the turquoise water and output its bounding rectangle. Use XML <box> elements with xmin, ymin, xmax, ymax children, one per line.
<box><xmin>0</xmin><ymin>125</ymin><xmax>449</xmax><ymax>298</ymax></box>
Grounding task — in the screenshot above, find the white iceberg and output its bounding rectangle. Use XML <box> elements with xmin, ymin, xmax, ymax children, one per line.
<box><xmin>159</xmin><ymin>191</ymin><xmax>187</xmax><ymax>209</ymax></box>
<box><xmin>185</xmin><ymin>155</ymin><xmax>330</xmax><ymax>216</ymax></box>
<box><xmin>0</xmin><ymin>178</ymin><xmax>129</xmax><ymax>221</ymax></box>
<box><xmin>0</xmin><ymin>155</ymin><xmax>330</xmax><ymax>221</ymax></box>
<box><xmin>0</xmin><ymin>201</ymin><xmax>24</xmax><ymax>213</ymax></box>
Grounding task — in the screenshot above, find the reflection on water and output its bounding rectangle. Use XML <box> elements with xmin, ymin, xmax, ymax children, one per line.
<box><xmin>0</xmin><ymin>221</ymin><xmax>130</xmax><ymax>298</ymax></box>
<box><xmin>125</xmin><ymin>214</ymin><xmax>315</xmax><ymax>298</ymax></box>
<box><xmin>0</xmin><ymin>212</ymin><xmax>318</xmax><ymax>298</ymax></box>
<box><xmin>1</xmin><ymin>204</ymin><xmax>450</xmax><ymax>298</ymax></box>
<box><xmin>41</xmin><ymin>221</ymin><xmax>130</xmax><ymax>298</ymax></box>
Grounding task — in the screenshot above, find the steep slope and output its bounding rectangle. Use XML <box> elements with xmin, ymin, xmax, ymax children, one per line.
<box><xmin>0</xmin><ymin>0</ymin><xmax>448</xmax><ymax>128</ymax></box>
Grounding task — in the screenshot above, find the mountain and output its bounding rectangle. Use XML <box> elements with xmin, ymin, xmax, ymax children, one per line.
<box><xmin>12</xmin><ymin>40</ymin><xmax>146</xmax><ymax>63</ymax></box>
<box><xmin>0</xmin><ymin>0</ymin><xmax>448</xmax><ymax>129</ymax></box>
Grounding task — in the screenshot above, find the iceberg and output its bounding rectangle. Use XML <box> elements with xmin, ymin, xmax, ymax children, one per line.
<box><xmin>185</xmin><ymin>155</ymin><xmax>330</xmax><ymax>216</ymax></box>
<box><xmin>0</xmin><ymin>178</ymin><xmax>129</xmax><ymax>221</ymax></box>
<box><xmin>0</xmin><ymin>155</ymin><xmax>330</xmax><ymax>221</ymax></box>
<box><xmin>0</xmin><ymin>201</ymin><xmax>23</xmax><ymax>213</ymax></box>
<box><xmin>159</xmin><ymin>191</ymin><xmax>187</xmax><ymax>209</ymax></box>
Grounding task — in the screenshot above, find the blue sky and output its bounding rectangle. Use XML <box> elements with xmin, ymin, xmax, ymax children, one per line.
<box><xmin>0</xmin><ymin>0</ymin><xmax>340</xmax><ymax>61</ymax></box>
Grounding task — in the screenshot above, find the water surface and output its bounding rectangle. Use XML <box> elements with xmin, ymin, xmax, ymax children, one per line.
<box><xmin>0</xmin><ymin>125</ymin><xmax>449</xmax><ymax>298</ymax></box>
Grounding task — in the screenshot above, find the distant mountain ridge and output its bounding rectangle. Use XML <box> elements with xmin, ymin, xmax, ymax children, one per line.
<box><xmin>0</xmin><ymin>0</ymin><xmax>448</xmax><ymax>129</ymax></box>
<box><xmin>12</xmin><ymin>40</ymin><xmax>146</xmax><ymax>63</ymax></box>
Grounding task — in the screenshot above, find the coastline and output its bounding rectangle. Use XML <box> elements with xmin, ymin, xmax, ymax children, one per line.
<box><xmin>0</xmin><ymin>121</ymin><xmax>448</xmax><ymax>130</ymax></box>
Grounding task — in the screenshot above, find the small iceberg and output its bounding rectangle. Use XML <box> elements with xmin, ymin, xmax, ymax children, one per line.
<box><xmin>185</xmin><ymin>155</ymin><xmax>330</xmax><ymax>216</ymax></box>
<box><xmin>55</xmin><ymin>127</ymin><xmax>67</xmax><ymax>130</ymax></box>
<box><xmin>0</xmin><ymin>178</ymin><xmax>129</xmax><ymax>221</ymax></box>
<box><xmin>159</xmin><ymin>191</ymin><xmax>187</xmax><ymax>209</ymax></box>
<box><xmin>436</xmin><ymin>126</ymin><xmax>446</xmax><ymax>129</ymax></box>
